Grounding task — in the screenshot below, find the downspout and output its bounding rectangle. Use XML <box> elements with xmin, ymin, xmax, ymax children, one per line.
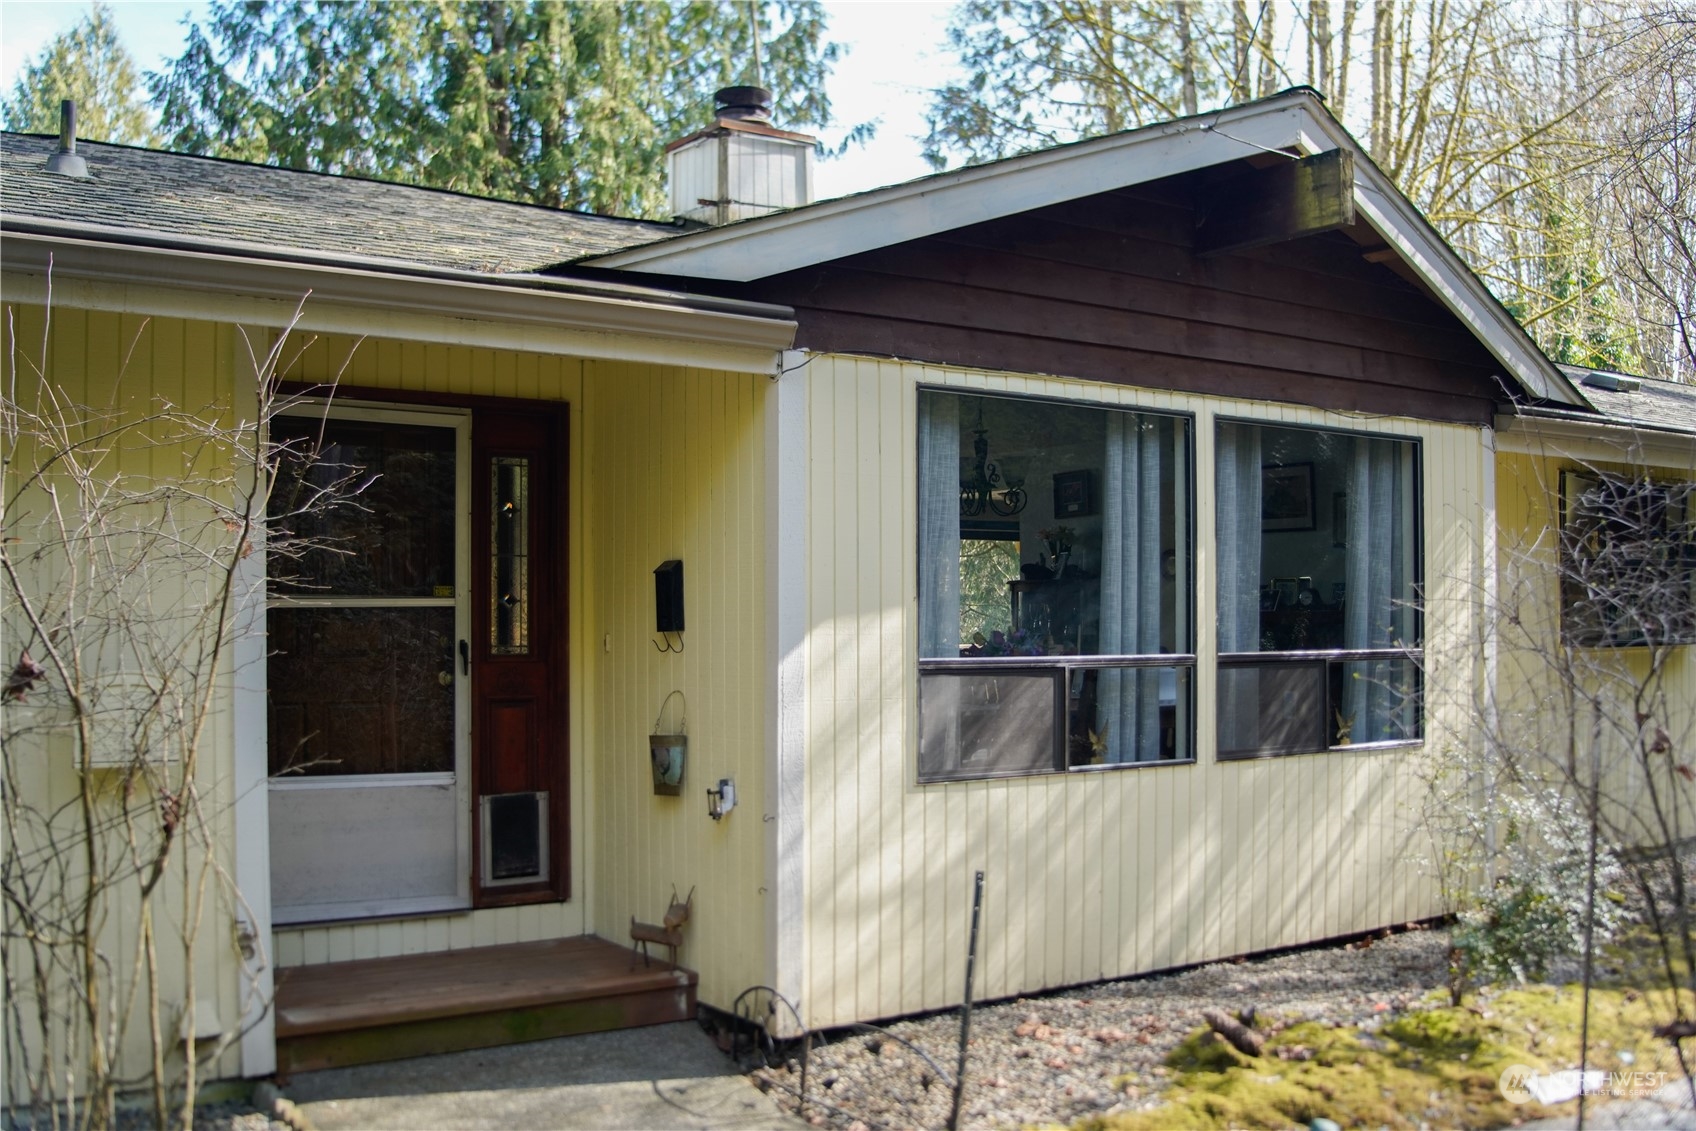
<box><xmin>1481</xmin><ymin>425</ymin><xmax>1499</xmax><ymax>873</ymax></box>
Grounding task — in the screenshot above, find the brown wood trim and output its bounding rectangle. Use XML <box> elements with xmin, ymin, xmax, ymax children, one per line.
<box><xmin>774</xmin><ymin>268</ymin><xmax>1495</xmax><ymax>396</ymax></box>
<box><xmin>470</xmin><ymin>404</ymin><xmax>571</xmax><ymax>908</ymax></box>
<box><xmin>829</xmin><ymin>243</ymin><xmax>1493</xmax><ymax>369</ymax></box>
<box><xmin>1195</xmin><ymin>149</ymin><xmax>1355</xmax><ymax>256</ymax></box>
<box><xmin>793</xmin><ymin>310</ymin><xmax>1497</xmax><ymax>425</ymax></box>
<box><xmin>938</xmin><ymin>219</ymin><xmax>1470</xmax><ymax>332</ymax></box>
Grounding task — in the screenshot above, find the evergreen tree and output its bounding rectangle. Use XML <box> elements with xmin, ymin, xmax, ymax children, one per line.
<box><xmin>149</xmin><ymin>0</ymin><xmax>845</xmax><ymax>217</ymax></box>
<box><xmin>1</xmin><ymin>3</ymin><xmax>156</xmax><ymax>145</ymax></box>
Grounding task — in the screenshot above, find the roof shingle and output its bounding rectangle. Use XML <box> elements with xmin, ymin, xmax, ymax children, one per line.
<box><xmin>1</xmin><ymin>133</ymin><xmax>675</xmax><ymax>274</ymax></box>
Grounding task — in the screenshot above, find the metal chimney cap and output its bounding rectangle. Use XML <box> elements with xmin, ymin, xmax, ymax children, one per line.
<box><xmin>713</xmin><ymin>86</ymin><xmax>773</xmax><ymax>122</ymax></box>
<box><xmin>45</xmin><ymin>99</ymin><xmax>89</xmax><ymax>178</ymax></box>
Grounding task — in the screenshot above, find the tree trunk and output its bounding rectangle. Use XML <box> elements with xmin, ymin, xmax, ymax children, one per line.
<box><xmin>1371</xmin><ymin>0</ymin><xmax>1393</xmax><ymax>157</ymax></box>
<box><xmin>1257</xmin><ymin>0</ymin><xmax>1277</xmax><ymax>98</ymax></box>
<box><xmin>1232</xmin><ymin>0</ymin><xmax>1253</xmax><ymax>103</ymax></box>
<box><xmin>1312</xmin><ymin>0</ymin><xmax>1332</xmax><ymax>96</ymax></box>
<box><xmin>1175</xmin><ymin>0</ymin><xmax>1198</xmax><ymax>115</ymax></box>
<box><xmin>1336</xmin><ymin>0</ymin><xmax>1359</xmax><ymax>119</ymax></box>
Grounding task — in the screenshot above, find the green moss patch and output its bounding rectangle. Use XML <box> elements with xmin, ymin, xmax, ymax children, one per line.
<box><xmin>1081</xmin><ymin>987</ymin><xmax>1683</xmax><ymax>1131</ymax></box>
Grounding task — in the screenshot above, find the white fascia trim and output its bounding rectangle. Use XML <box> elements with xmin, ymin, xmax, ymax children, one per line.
<box><xmin>1</xmin><ymin>232</ymin><xmax>796</xmax><ymax>372</ymax></box>
<box><xmin>587</xmin><ymin>99</ymin><xmax>1323</xmax><ymax>279</ymax></box>
<box><xmin>1494</xmin><ymin>412</ymin><xmax>1696</xmax><ymax>471</ymax></box>
<box><xmin>764</xmin><ymin>350</ymin><xmax>807</xmax><ymax>1032</ymax></box>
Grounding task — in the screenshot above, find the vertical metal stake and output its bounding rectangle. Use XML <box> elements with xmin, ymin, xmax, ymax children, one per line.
<box><xmin>947</xmin><ymin>870</ymin><xmax>985</xmax><ymax>1131</ymax></box>
<box><xmin>800</xmin><ymin>1028</ymin><xmax>812</xmax><ymax>1121</ymax></box>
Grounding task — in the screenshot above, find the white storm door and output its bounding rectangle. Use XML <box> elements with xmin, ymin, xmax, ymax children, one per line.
<box><xmin>267</xmin><ymin>406</ymin><xmax>472</xmax><ymax>924</ymax></box>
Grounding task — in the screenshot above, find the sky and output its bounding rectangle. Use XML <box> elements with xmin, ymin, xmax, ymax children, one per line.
<box><xmin>0</xmin><ymin>0</ymin><xmax>958</xmax><ymax>201</ymax></box>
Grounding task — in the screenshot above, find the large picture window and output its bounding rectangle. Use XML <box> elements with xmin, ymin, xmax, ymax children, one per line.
<box><xmin>1215</xmin><ymin>421</ymin><xmax>1422</xmax><ymax>758</ymax></box>
<box><xmin>917</xmin><ymin>390</ymin><xmax>1193</xmax><ymax>782</ymax></box>
<box><xmin>1561</xmin><ymin>470</ymin><xmax>1695</xmax><ymax>648</ymax></box>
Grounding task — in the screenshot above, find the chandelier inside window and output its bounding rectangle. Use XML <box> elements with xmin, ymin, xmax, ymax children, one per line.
<box><xmin>959</xmin><ymin>403</ymin><xmax>1026</xmax><ymax>517</ymax></box>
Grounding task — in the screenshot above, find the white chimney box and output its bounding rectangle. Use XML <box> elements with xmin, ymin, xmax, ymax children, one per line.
<box><xmin>667</xmin><ymin>86</ymin><xmax>816</xmax><ymax>227</ymax></box>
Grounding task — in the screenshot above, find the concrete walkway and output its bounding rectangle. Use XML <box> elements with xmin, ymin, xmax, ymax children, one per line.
<box><xmin>279</xmin><ymin>1022</ymin><xmax>805</xmax><ymax>1131</ymax></box>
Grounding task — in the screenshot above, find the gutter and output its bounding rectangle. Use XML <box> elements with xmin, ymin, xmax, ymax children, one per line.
<box><xmin>1</xmin><ymin>216</ymin><xmax>796</xmax><ymax>328</ymax></box>
<box><xmin>1494</xmin><ymin>404</ymin><xmax>1696</xmax><ymax>468</ymax></box>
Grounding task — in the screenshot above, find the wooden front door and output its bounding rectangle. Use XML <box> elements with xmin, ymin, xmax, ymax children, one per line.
<box><xmin>471</xmin><ymin>408</ymin><xmax>569</xmax><ymax>905</ymax></box>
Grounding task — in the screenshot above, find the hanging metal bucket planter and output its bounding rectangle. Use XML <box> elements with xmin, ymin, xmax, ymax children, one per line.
<box><xmin>650</xmin><ymin>690</ymin><xmax>686</xmax><ymax>796</ymax></box>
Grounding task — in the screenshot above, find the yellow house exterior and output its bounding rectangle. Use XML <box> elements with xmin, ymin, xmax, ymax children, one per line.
<box><xmin>2</xmin><ymin>208</ymin><xmax>796</xmax><ymax>1096</ymax></box>
<box><xmin>1489</xmin><ymin>396</ymin><xmax>1696</xmax><ymax>856</ymax></box>
<box><xmin>786</xmin><ymin>355</ymin><xmax>1491</xmax><ymax>1026</ymax></box>
<box><xmin>8</xmin><ymin>87</ymin><xmax>1687</xmax><ymax>1106</ymax></box>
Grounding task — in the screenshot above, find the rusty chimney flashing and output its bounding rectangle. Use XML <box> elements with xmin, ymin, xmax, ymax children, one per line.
<box><xmin>45</xmin><ymin>100</ymin><xmax>90</xmax><ymax>178</ymax></box>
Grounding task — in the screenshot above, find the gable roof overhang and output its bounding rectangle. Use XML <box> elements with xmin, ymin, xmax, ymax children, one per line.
<box><xmin>1</xmin><ymin>219</ymin><xmax>796</xmax><ymax>374</ymax></box>
<box><xmin>1494</xmin><ymin>404</ymin><xmax>1696</xmax><ymax>470</ymax></box>
<box><xmin>584</xmin><ymin>90</ymin><xmax>1584</xmax><ymax>408</ymax></box>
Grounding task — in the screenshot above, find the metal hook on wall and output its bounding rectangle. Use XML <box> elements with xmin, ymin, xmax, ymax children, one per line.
<box><xmin>652</xmin><ymin>631</ymin><xmax>686</xmax><ymax>653</ymax></box>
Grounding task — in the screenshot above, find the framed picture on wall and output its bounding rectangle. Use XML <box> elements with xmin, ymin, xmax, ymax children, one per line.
<box><xmin>1053</xmin><ymin>469</ymin><xmax>1094</xmax><ymax>517</ymax></box>
<box><xmin>1261</xmin><ymin>463</ymin><xmax>1315</xmax><ymax>531</ymax></box>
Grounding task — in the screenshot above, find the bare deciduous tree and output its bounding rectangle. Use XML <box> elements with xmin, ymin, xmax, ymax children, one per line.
<box><xmin>1419</xmin><ymin>436</ymin><xmax>1696</xmax><ymax>1114</ymax></box>
<box><xmin>1</xmin><ymin>289</ymin><xmax>357</xmax><ymax>1129</ymax></box>
<box><xmin>925</xmin><ymin>1</ymin><xmax>1694</xmax><ymax>383</ymax></box>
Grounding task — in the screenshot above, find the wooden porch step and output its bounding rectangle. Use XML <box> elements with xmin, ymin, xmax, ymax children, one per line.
<box><xmin>274</xmin><ymin>935</ymin><xmax>696</xmax><ymax>1073</ymax></box>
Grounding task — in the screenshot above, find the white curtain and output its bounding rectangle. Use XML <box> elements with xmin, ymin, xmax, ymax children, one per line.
<box><xmin>1215</xmin><ymin>423</ymin><xmax>1263</xmax><ymax>754</ymax></box>
<box><xmin>1097</xmin><ymin>414</ymin><xmax>1164</xmax><ymax>761</ymax></box>
<box><xmin>918</xmin><ymin>393</ymin><xmax>962</xmax><ymax>658</ymax></box>
<box><xmin>1344</xmin><ymin>436</ymin><xmax>1409</xmax><ymax>741</ymax></box>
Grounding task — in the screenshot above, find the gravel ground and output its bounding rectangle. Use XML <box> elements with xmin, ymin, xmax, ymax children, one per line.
<box><xmin>1</xmin><ymin>1099</ymin><xmax>286</xmax><ymax>1131</ymax></box>
<box><xmin>750</xmin><ymin>924</ymin><xmax>1455</xmax><ymax>1130</ymax></box>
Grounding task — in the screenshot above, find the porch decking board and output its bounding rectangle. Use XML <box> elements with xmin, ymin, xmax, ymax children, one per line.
<box><xmin>273</xmin><ymin>935</ymin><xmax>696</xmax><ymax>1071</ymax></box>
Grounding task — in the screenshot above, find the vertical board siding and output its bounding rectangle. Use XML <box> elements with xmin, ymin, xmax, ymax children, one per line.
<box><xmin>799</xmin><ymin>354</ymin><xmax>1475</xmax><ymax>1029</ymax></box>
<box><xmin>2</xmin><ymin>307</ymin><xmax>247</xmax><ymax>1094</ymax></box>
<box><xmin>1493</xmin><ymin>449</ymin><xmax>1696</xmax><ymax>850</ymax></box>
<box><xmin>580</xmin><ymin>358</ymin><xmax>770</xmax><ymax>1013</ymax></box>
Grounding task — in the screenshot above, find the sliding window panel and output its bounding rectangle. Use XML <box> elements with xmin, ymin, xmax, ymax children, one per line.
<box><xmin>1069</xmin><ymin>665</ymin><xmax>1192</xmax><ymax>765</ymax></box>
<box><xmin>918</xmin><ymin>670</ymin><xmax>1063</xmax><ymax>782</ymax></box>
<box><xmin>1337</xmin><ymin>656</ymin><xmax>1423</xmax><ymax>745</ymax></box>
<box><xmin>1217</xmin><ymin>660</ymin><xmax>1328</xmax><ymax>759</ymax></box>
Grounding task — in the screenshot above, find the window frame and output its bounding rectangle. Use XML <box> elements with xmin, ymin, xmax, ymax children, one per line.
<box><xmin>1213</xmin><ymin>417</ymin><xmax>1426</xmax><ymax>761</ymax></box>
<box><xmin>915</xmin><ymin>386</ymin><xmax>1198</xmax><ymax>783</ymax></box>
<box><xmin>1559</xmin><ymin>468</ymin><xmax>1696</xmax><ymax>649</ymax></box>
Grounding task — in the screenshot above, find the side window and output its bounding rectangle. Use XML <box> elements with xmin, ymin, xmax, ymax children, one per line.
<box><xmin>1561</xmin><ymin>470</ymin><xmax>1696</xmax><ymax>647</ymax></box>
<box><xmin>916</xmin><ymin>390</ymin><xmax>1193</xmax><ymax>782</ymax></box>
<box><xmin>1215</xmin><ymin>421</ymin><xmax>1422</xmax><ymax>758</ymax></box>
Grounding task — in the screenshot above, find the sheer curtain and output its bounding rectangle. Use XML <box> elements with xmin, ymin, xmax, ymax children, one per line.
<box><xmin>917</xmin><ymin>393</ymin><xmax>962</xmax><ymax>658</ymax></box>
<box><xmin>1097</xmin><ymin>414</ymin><xmax>1163</xmax><ymax>761</ymax></box>
<box><xmin>1215</xmin><ymin>422</ymin><xmax>1263</xmax><ymax>753</ymax></box>
<box><xmin>1344</xmin><ymin>436</ymin><xmax>1409</xmax><ymax>741</ymax></box>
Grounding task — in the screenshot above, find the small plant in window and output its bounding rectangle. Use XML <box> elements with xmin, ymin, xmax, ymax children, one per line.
<box><xmin>965</xmin><ymin>628</ymin><xmax>1046</xmax><ymax>657</ymax></box>
<box><xmin>1037</xmin><ymin>524</ymin><xmax>1076</xmax><ymax>554</ymax></box>
<box><xmin>1037</xmin><ymin>524</ymin><xmax>1076</xmax><ymax>578</ymax></box>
